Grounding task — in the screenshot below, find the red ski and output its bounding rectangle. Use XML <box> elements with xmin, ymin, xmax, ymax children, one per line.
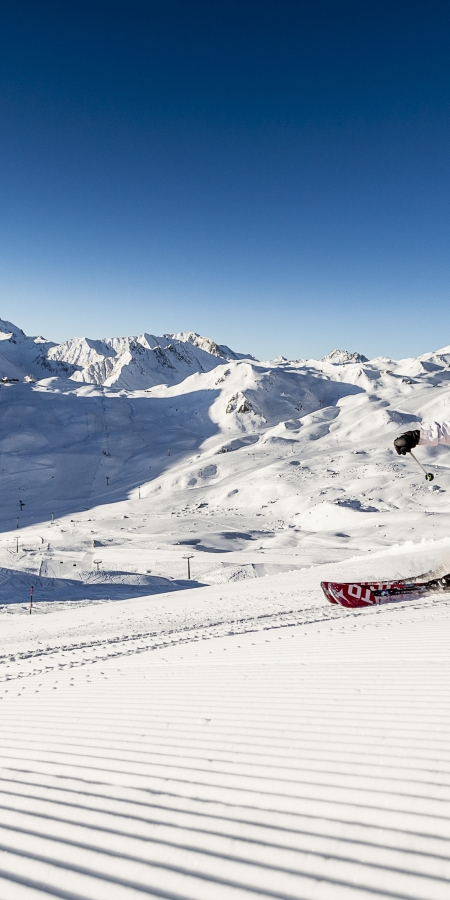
<box><xmin>321</xmin><ymin>573</ymin><xmax>450</xmax><ymax>608</ymax></box>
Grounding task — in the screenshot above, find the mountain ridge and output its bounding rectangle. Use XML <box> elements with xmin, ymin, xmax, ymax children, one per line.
<box><xmin>0</xmin><ymin>319</ymin><xmax>255</xmax><ymax>388</ymax></box>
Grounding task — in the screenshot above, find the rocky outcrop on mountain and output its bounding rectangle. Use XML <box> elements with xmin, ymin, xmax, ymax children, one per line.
<box><xmin>167</xmin><ymin>332</ymin><xmax>254</xmax><ymax>361</ymax></box>
<box><xmin>321</xmin><ymin>349</ymin><xmax>369</xmax><ymax>365</ymax></box>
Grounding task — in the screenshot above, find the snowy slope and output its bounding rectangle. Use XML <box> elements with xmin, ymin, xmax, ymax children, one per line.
<box><xmin>1</xmin><ymin>550</ymin><xmax>450</xmax><ymax>900</ymax></box>
<box><xmin>1</xmin><ymin>318</ymin><xmax>450</xmax><ymax>605</ymax></box>
<box><xmin>2</xmin><ymin>318</ymin><xmax>450</xmax><ymax>897</ymax></box>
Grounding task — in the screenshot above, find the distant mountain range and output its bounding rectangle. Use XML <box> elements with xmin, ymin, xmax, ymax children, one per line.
<box><xmin>0</xmin><ymin>319</ymin><xmax>254</xmax><ymax>389</ymax></box>
<box><xmin>1</xmin><ymin>313</ymin><xmax>450</xmax><ymax>564</ymax></box>
<box><xmin>1</xmin><ymin>316</ymin><xmax>449</xmax><ymax>396</ymax></box>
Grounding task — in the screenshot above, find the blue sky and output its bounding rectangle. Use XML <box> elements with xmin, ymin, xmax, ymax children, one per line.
<box><xmin>1</xmin><ymin>0</ymin><xmax>450</xmax><ymax>360</ymax></box>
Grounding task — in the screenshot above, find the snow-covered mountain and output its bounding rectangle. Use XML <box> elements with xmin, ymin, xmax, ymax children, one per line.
<box><xmin>166</xmin><ymin>331</ymin><xmax>250</xmax><ymax>361</ymax></box>
<box><xmin>0</xmin><ymin>318</ymin><xmax>64</xmax><ymax>381</ymax></box>
<box><xmin>1</xmin><ymin>314</ymin><xmax>450</xmax><ymax>606</ymax></box>
<box><xmin>321</xmin><ymin>348</ymin><xmax>369</xmax><ymax>365</ymax></box>
<box><xmin>48</xmin><ymin>332</ymin><xmax>255</xmax><ymax>390</ymax></box>
<box><xmin>0</xmin><ymin>319</ymin><xmax>254</xmax><ymax>388</ymax></box>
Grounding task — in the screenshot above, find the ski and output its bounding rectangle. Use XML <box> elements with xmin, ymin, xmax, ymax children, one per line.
<box><xmin>321</xmin><ymin>573</ymin><xmax>450</xmax><ymax>608</ymax></box>
<box><xmin>320</xmin><ymin>577</ymin><xmax>404</xmax><ymax>605</ymax></box>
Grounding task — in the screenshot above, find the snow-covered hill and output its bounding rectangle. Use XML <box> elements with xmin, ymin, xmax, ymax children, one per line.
<box><xmin>0</xmin><ymin>316</ymin><xmax>450</xmax><ymax>605</ymax></box>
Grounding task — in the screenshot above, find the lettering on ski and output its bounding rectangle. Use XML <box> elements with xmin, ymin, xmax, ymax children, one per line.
<box><xmin>321</xmin><ymin>577</ymin><xmax>395</xmax><ymax>605</ymax></box>
<box><xmin>321</xmin><ymin>573</ymin><xmax>450</xmax><ymax>608</ymax></box>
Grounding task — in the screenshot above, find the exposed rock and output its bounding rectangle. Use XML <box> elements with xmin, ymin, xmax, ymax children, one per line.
<box><xmin>321</xmin><ymin>349</ymin><xmax>368</xmax><ymax>365</ymax></box>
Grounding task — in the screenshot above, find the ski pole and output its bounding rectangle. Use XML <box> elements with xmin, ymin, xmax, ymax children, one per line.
<box><xmin>410</xmin><ymin>450</ymin><xmax>434</xmax><ymax>482</ymax></box>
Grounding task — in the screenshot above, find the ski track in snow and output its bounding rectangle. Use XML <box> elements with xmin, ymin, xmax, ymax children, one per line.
<box><xmin>1</xmin><ymin>599</ymin><xmax>450</xmax><ymax>900</ymax></box>
<box><xmin>2</xmin><ymin>320</ymin><xmax>450</xmax><ymax>896</ymax></box>
<box><xmin>3</xmin><ymin>590</ymin><xmax>450</xmax><ymax>686</ymax></box>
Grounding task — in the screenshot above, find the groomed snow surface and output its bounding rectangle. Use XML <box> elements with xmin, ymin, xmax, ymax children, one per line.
<box><xmin>1</xmin><ymin>320</ymin><xmax>450</xmax><ymax>898</ymax></box>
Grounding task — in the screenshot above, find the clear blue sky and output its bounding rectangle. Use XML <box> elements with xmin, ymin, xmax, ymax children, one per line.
<box><xmin>1</xmin><ymin>0</ymin><xmax>450</xmax><ymax>360</ymax></box>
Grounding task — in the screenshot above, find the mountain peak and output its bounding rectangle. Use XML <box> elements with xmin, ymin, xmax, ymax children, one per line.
<box><xmin>165</xmin><ymin>332</ymin><xmax>254</xmax><ymax>361</ymax></box>
<box><xmin>0</xmin><ymin>318</ymin><xmax>26</xmax><ymax>342</ymax></box>
<box><xmin>321</xmin><ymin>349</ymin><xmax>368</xmax><ymax>365</ymax></box>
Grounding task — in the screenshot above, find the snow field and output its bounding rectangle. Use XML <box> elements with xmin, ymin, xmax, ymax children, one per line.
<box><xmin>1</xmin><ymin>324</ymin><xmax>450</xmax><ymax>599</ymax></box>
<box><xmin>1</xmin><ymin>590</ymin><xmax>450</xmax><ymax>899</ymax></box>
<box><xmin>2</xmin><ymin>319</ymin><xmax>450</xmax><ymax>896</ymax></box>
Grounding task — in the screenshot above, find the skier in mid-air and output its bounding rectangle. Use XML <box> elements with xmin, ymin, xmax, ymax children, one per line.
<box><xmin>394</xmin><ymin>422</ymin><xmax>450</xmax><ymax>454</ymax></box>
